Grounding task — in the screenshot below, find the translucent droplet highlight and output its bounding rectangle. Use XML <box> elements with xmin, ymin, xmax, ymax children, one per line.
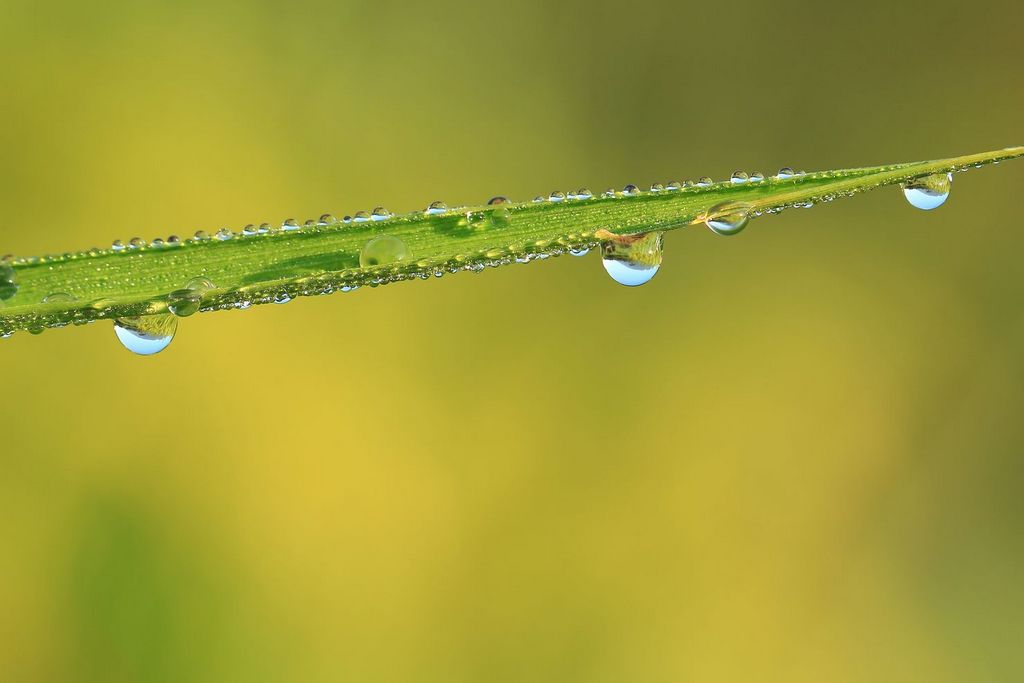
<box><xmin>360</xmin><ymin>235</ymin><xmax>410</xmax><ymax>267</ymax></box>
<box><xmin>902</xmin><ymin>172</ymin><xmax>952</xmax><ymax>211</ymax></box>
<box><xmin>0</xmin><ymin>264</ymin><xmax>17</xmax><ymax>301</ymax></box>
<box><xmin>705</xmin><ymin>201</ymin><xmax>752</xmax><ymax>236</ymax></box>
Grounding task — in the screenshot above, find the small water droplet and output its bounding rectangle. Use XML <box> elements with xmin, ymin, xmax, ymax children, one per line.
<box><xmin>425</xmin><ymin>201</ymin><xmax>448</xmax><ymax>215</ymax></box>
<box><xmin>258</xmin><ymin>223</ymin><xmax>273</xmax><ymax>234</ymax></box>
<box><xmin>0</xmin><ymin>264</ymin><xmax>18</xmax><ymax>301</ymax></box>
<box><xmin>129</xmin><ymin>237</ymin><xmax>146</xmax><ymax>249</ymax></box>
<box><xmin>731</xmin><ymin>171</ymin><xmax>749</xmax><ymax>184</ymax></box>
<box><xmin>282</xmin><ymin>219</ymin><xmax>300</xmax><ymax>231</ymax></box>
<box><xmin>749</xmin><ymin>172</ymin><xmax>764</xmax><ymax>182</ymax></box>
<box><xmin>602</xmin><ymin>188</ymin><xmax>616</xmax><ymax>198</ymax></box>
<box><xmin>569</xmin><ymin>247</ymin><xmax>590</xmax><ymax>257</ymax></box>
<box><xmin>114</xmin><ymin>314</ymin><xmax>177</xmax><ymax>356</ymax></box>
<box><xmin>353</xmin><ymin>211</ymin><xmax>371</xmax><ymax>223</ymax></box>
<box><xmin>216</xmin><ymin>228</ymin><xmax>233</xmax><ymax>241</ymax></box>
<box><xmin>371</xmin><ymin>206</ymin><xmax>392</xmax><ymax>221</ymax></box>
<box><xmin>111</xmin><ymin>239</ymin><xmax>125</xmax><ymax>252</ymax></box>
<box><xmin>304</xmin><ymin>219</ymin><xmax>316</xmax><ymax>228</ymax></box>
<box><xmin>43</xmin><ymin>292</ymin><xmax>75</xmax><ymax>304</ymax></box>
<box><xmin>576</xmin><ymin>188</ymin><xmax>593</xmax><ymax>199</ymax></box>
<box><xmin>622</xmin><ymin>184</ymin><xmax>640</xmax><ymax>196</ymax></box>
<box><xmin>242</xmin><ymin>224</ymin><xmax>258</xmax><ymax>236</ymax></box>
<box><xmin>187</xmin><ymin>277</ymin><xmax>215</xmax><ymax>291</ymax></box>
<box><xmin>549</xmin><ymin>191</ymin><xmax>566</xmax><ymax>202</ymax></box>
<box><xmin>666</xmin><ymin>181</ymin><xmax>682</xmax><ymax>191</ymax></box>
<box><xmin>533</xmin><ymin>196</ymin><xmax>545</xmax><ymax>203</ymax></box>
<box><xmin>360</xmin><ymin>235</ymin><xmax>410</xmax><ymax>267</ymax></box>
<box><xmin>274</xmin><ymin>292</ymin><xmax>292</xmax><ymax>304</ymax></box>
<box><xmin>705</xmin><ymin>201</ymin><xmax>752</xmax><ymax>236</ymax></box>
<box><xmin>487</xmin><ymin>196</ymin><xmax>510</xmax><ymax>205</ymax></box>
<box><xmin>697</xmin><ymin>177</ymin><xmax>713</xmax><ymax>187</ymax></box>
<box><xmin>167</xmin><ymin>289</ymin><xmax>201</xmax><ymax>317</ymax></box>
<box><xmin>193</xmin><ymin>230</ymin><xmax>209</xmax><ymax>241</ymax></box>
<box><xmin>600</xmin><ymin>232</ymin><xmax>663</xmax><ymax>287</ymax></box>
<box><xmin>319</xmin><ymin>213</ymin><xmax>336</xmax><ymax>225</ymax></box>
<box><xmin>902</xmin><ymin>172</ymin><xmax>952</xmax><ymax>210</ymax></box>
<box><xmin>650</xmin><ymin>183</ymin><xmax>664</xmax><ymax>192</ymax></box>
<box><xmin>776</xmin><ymin>167</ymin><xmax>795</xmax><ymax>179</ymax></box>
<box><xmin>167</xmin><ymin>235</ymin><xmax>181</xmax><ymax>245</ymax></box>
<box><xmin>490</xmin><ymin>206</ymin><xmax>511</xmax><ymax>228</ymax></box>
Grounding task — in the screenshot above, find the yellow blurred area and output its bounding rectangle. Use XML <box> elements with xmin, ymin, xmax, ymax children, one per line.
<box><xmin>2</xmin><ymin>0</ymin><xmax>1023</xmax><ymax>680</ymax></box>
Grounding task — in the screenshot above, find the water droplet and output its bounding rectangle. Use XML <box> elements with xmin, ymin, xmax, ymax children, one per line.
<box><xmin>731</xmin><ymin>171</ymin><xmax>749</xmax><ymax>184</ymax></box>
<box><xmin>258</xmin><ymin>222</ymin><xmax>273</xmax><ymax>234</ymax></box>
<box><xmin>167</xmin><ymin>235</ymin><xmax>181</xmax><ymax>245</ymax></box>
<box><xmin>576</xmin><ymin>188</ymin><xmax>593</xmax><ymax>199</ymax></box>
<box><xmin>622</xmin><ymin>184</ymin><xmax>640</xmax><ymax>196</ymax></box>
<box><xmin>749</xmin><ymin>171</ymin><xmax>764</xmax><ymax>182</ymax></box>
<box><xmin>490</xmin><ymin>206</ymin><xmax>511</xmax><ymax>228</ymax></box>
<box><xmin>242</xmin><ymin>224</ymin><xmax>258</xmax><ymax>236</ymax></box>
<box><xmin>0</xmin><ymin>264</ymin><xmax>18</xmax><ymax>301</ymax></box>
<box><xmin>353</xmin><ymin>211</ymin><xmax>371</xmax><ymax>223</ymax></box>
<box><xmin>425</xmin><ymin>201</ymin><xmax>448</xmax><ymax>215</ymax></box>
<box><xmin>697</xmin><ymin>177</ymin><xmax>713</xmax><ymax>187</ymax></box>
<box><xmin>533</xmin><ymin>196</ymin><xmax>545</xmax><ymax>203</ymax></box>
<box><xmin>776</xmin><ymin>167</ymin><xmax>795</xmax><ymax>179</ymax></box>
<box><xmin>600</xmin><ymin>232</ymin><xmax>663</xmax><ymax>287</ymax></box>
<box><xmin>705</xmin><ymin>201</ymin><xmax>752</xmax><ymax>236</ymax></box>
<box><xmin>466</xmin><ymin>210</ymin><xmax>488</xmax><ymax>229</ymax></box>
<box><xmin>304</xmin><ymin>219</ymin><xmax>316</xmax><ymax>228</ymax></box>
<box><xmin>487</xmin><ymin>196</ymin><xmax>510</xmax><ymax>205</ymax></box>
<box><xmin>187</xmin><ymin>277</ymin><xmax>215</xmax><ymax>291</ymax></box>
<box><xmin>569</xmin><ymin>247</ymin><xmax>590</xmax><ymax>257</ymax></box>
<box><xmin>111</xmin><ymin>239</ymin><xmax>125</xmax><ymax>252</ymax></box>
<box><xmin>193</xmin><ymin>230</ymin><xmax>209</xmax><ymax>241</ymax></box>
<box><xmin>602</xmin><ymin>188</ymin><xmax>616</xmax><ymax>198</ymax></box>
<box><xmin>319</xmin><ymin>213</ymin><xmax>336</xmax><ymax>225</ymax></box>
<box><xmin>371</xmin><ymin>206</ymin><xmax>392</xmax><ymax>221</ymax></box>
<box><xmin>215</xmin><ymin>228</ymin><xmax>233</xmax><ymax>241</ymax></box>
<box><xmin>167</xmin><ymin>289</ymin><xmax>201</xmax><ymax>317</ymax></box>
<box><xmin>902</xmin><ymin>172</ymin><xmax>952</xmax><ymax>211</ymax></box>
<box><xmin>43</xmin><ymin>292</ymin><xmax>75</xmax><ymax>304</ymax></box>
<box><xmin>114</xmin><ymin>314</ymin><xmax>177</xmax><ymax>356</ymax></box>
<box><xmin>650</xmin><ymin>183</ymin><xmax>664</xmax><ymax>192</ymax></box>
<box><xmin>282</xmin><ymin>219</ymin><xmax>300</xmax><ymax>231</ymax></box>
<box><xmin>666</xmin><ymin>181</ymin><xmax>682</xmax><ymax>191</ymax></box>
<box><xmin>549</xmin><ymin>191</ymin><xmax>566</xmax><ymax>202</ymax></box>
<box><xmin>129</xmin><ymin>237</ymin><xmax>146</xmax><ymax>249</ymax></box>
<box><xmin>360</xmin><ymin>235</ymin><xmax>410</xmax><ymax>267</ymax></box>
<box><xmin>274</xmin><ymin>292</ymin><xmax>292</xmax><ymax>304</ymax></box>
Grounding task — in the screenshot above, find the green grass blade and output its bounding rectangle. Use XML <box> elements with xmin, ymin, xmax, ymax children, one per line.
<box><xmin>1</xmin><ymin>147</ymin><xmax>1022</xmax><ymax>337</ymax></box>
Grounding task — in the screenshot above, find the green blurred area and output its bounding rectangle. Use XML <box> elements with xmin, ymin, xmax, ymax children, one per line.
<box><xmin>1</xmin><ymin>0</ymin><xmax>1023</xmax><ymax>680</ymax></box>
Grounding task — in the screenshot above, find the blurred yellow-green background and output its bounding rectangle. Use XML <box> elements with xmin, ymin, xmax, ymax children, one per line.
<box><xmin>2</xmin><ymin>1</ymin><xmax>1023</xmax><ymax>680</ymax></box>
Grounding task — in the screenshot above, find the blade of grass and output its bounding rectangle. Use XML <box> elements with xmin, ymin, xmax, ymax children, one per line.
<box><xmin>1</xmin><ymin>147</ymin><xmax>1021</xmax><ymax>337</ymax></box>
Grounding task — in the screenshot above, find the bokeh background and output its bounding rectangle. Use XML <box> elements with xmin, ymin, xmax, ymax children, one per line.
<box><xmin>2</xmin><ymin>1</ymin><xmax>1023</xmax><ymax>680</ymax></box>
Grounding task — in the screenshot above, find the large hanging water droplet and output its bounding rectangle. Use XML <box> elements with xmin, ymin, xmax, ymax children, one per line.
<box><xmin>600</xmin><ymin>232</ymin><xmax>664</xmax><ymax>287</ymax></box>
<box><xmin>360</xmin><ymin>235</ymin><xmax>410</xmax><ymax>267</ymax></box>
<box><xmin>902</xmin><ymin>172</ymin><xmax>952</xmax><ymax>210</ymax></box>
<box><xmin>705</xmin><ymin>201</ymin><xmax>753</xmax><ymax>236</ymax></box>
<box><xmin>114</xmin><ymin>314</ymin><xmax>177</xmax><ymax>356</ymax></box>
<box><xmin>0</xmin><ymin>264</ymin><xmax>17</xmax><ymax>301</ymax></box>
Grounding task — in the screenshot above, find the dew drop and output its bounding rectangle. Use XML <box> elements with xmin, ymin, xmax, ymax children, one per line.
<box><xmin>776</xmin><ymin>167</ymin><xmax>795</xmax><ymax>179</ymax></box>
<box><xmin>705</xmin><ymin>201</ymin><xmax>752</xmax><ymax>236</ymax></box>
<box><xmin>466</xmin><ymin>210</ymin><xmax>488</xmax><ymax>229</ymax></box>
<box><xmin>569</xmin><ymin>247</ymin><xmax>590</xmax><ymax>257</ymax></box>
<box><xmin>282</xmin><ymin>219</ymin><xmax>300</xmax><ymax>231</ymax></box>
<box><xmin>666</xmin><ymin>181</ymin><xmax>682</xmax><ymax>191</ymax></box>
<box><xmin>0</xmin><ymin>264</ymin><xmax>18</xmax><ymax>301</ymax></box>
<box><xmin>371</xmin><ymin>206</ymin><xmax>392</xmax><ymax>221</ymax></box>
<box><xmin>602</xmin><ymin>188</ymin><xmax>616</xmax><ymax>198</ymax></box>
<box><xmin>114</xmin><ymin>314</ymin><xmax>177</xmax><ymax>356</ymax></box>
<box><xmin>650</xmin><ymin>183</ymin><xmax>664</xmax><ymax>192</ymax></box>
<box><xmin>319</xmin><ymin>213</ymin><xmax>336</xmax><ymax>225</ymax></box>
<box><xmin>274</xmin><ymin>292</ymin><xmax>292</xmax><ymax>304</ymax></box>
<box><xmin>425</xmin><ymin>201</ymin><xmax>448</xmax><ymax>215</ymax></box>
<box><xmin>359</xmin><ymin>235</ymin><xmax>410</xmax><ymax>267</ymax></box>
<box><xmin>533</xmin><ymin>196</ymin><xmax>545</xmax><ymax>203</ymax></box>
<box><xmin>111</xmin><ymin>239</ymin><xmax>125</xmax><ymax>252</ymax></box>
<box><xmin>129</xmin><ymin>237</ymin><xmax>146</xmax><ymax>249</ymax></box>
<box><xmin>242</xmin><ymin>224</ymin><xmax>258</xmax><ymax>236</ymax></box>
<box><xmin>731</xmin><ymin>171</ymin><xmax>749</xmax><ymax>184</ymax></box>
<box><xmin>622</xmin><ymin>184</ymin><xmax>640</xmax><ymax>196</ymax></box>
<box><xmin>258</xmin><ymin>222</ymin><xmax>273</xmax><ymax>234</ymax></box>
<box><xmin>187</xmin><ymin>277</ymin><xmax>215</xmax><ymax>291</ymax></box>
<box><xmin>749</xmin><ymin>171</ymin><xmax>764</xmax><ymax>182</ymax></box>
<box><xmin>697</xmin><ymin>177</ymin><xmax>713</xmax><ymax>187</ymax></box>
<box><xmin>549</xmin><ymin>191</ymin><xmax>566</xmax><ymax>202</ymax></box>
<box><xmin>353</xmin><ymin>211</ymin><xmax>371</xmax><ymax>223</ymax></box>
<box><xmin>216</xmin><ymin>228</ymin><xmax>233</xmax><ymax>241</ymax></box>
<box><xmin>43</xmin><ymin>292</ymin><xmax>75</xmax><ymax>304</ymax></box>
<box><xmin>902</xmin><ymin>172</ymin><xmax>952</xmax><ymax>211</ymax></box>
<box><xmin>193</xmin><ymin>230</ymin><xmax>209</xmax><ymax>241</ymax></box>
<box><xmin>576</xmin><ymin>188</ymin><xmax>593</xmax><ymax>199</ymax></box>
<box><xmin>490</xmin><ymin>206</ymin><xmax>512</xmax><ymax>228</ymax></box>
<box><xmin>167</xmin><ymin>235</ymin><xmax>181</xmax><ymax>245</ymax></box>
<box><xmin>600</xmin><ymin>232</ymin><xmax>663</xmax><ymax>287</ymax></box>
<box><xmin>487</xmin><ymin>196</ymin><xmax>510</xmax><ymax>205</ymax></box>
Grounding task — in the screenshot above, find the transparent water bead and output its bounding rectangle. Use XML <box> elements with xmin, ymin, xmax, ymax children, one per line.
<box><xmin>371</xmin><ymin>206</ymin><xmax>392</xmax><ymax>221</ymax></box>
<box><xmin>425</xmin><ymin>201</ymin><xmax>448</xmax><ymax>215</ymax></box>
<box><xmin>549</xmin><ymin>191</ymin><xmax>566</xmax><ymax>202</ymax></box>
<box><xmin>705</xmin><ymin>201</ymin><xmax>752</xmax><ymax>236</ymax></box>
<box><xmin>731</xmin><ymin>171</ymin><xmax>749</xmax><ymax>184</ymax></box>
<box><xmin>359</xmin><ymin>235</ymin><xmax>410</xmax><ymax>267</ymax></box>
<box><xmin>0</xmin><ymin>264</ymin><xmax>17</xmax><ymax>301</ymax></box>
<box><xmin>650</xmin><ymin>183</ymin><xmax>664</xmax><ymax>192</ymax></box>
<box><xmin>487</xmin><ymin>196</ymin><xmax>510</xmax><ymax>205</ymax></box>
<box><xmin>111</xmin><ymin>239</ymin><xmax>126</xmax><ymax>252</ymax></box>
<box><xmin>216</xmin><ymin>228</ymin><xmax>233</xmax><ymax>241</ymax></box>
<box><xmin>282</xmin><ymin>219</ymin><xmax>300</xmax><ymax>231</ymax></box>
<box><xmin>129</xmin><ymin>237</ymin><xmax>146</xmax><ymax>249</ymax></box>
<box><xmin>749</xmin><ymin>171</ymin><xmax>764</xmax><ymax>182</ymax></box>
<box><xmin>167</xmin><ymin>277</ymin><xmax>212</xmax><ymax>318</ymax></box>
<box><xmin>576</xmin><ymin>188</ymin><xmax>593</xmax><ymax>199</ymax></box>
<box><xmin>622</xmin><ymin>184</ymin><xmax>640</xmax><ymax>195</ymax></box>
<box><xmin>666</xmin><ymin>181</ymin><xmax>682</xmax><ymax>191</ymax></box>
<box><xmin>319</xmin><ymin>213</ymin><xmax>336</xmax><ymax>225</ymax></box>
<box><xmin>902</xmin><ymin>172</ymin><xmax>952</xmax><ymax>210</ymax></box>
<box><xmin>776</xmin><ymin>167</ymin><xmax>795</xmax><ymax>179</ymax></box>
<box><xmin>114</xmin><ymin>314</ymin><xmax>177</xmax><ymax>356</ymax></box>
<box><xmin>569</xmin><ymin>247</ymin><xmax>590</xmax><ymax>257</ymax></box>
<box><xmin>697</xmin><ymin>177</ymin><xmax>713</xmax><ymax>187</ymax></box>
<box><xmin>353</xmin><ymin>211</ymin><xmax>371</xmax><ymax>223</ymax></box>
<box><xmin>600</xmin><ymin>232</ymin><xmax>664</xmax><ymax>287</ymax></box>
<box><xmin>43</xmin><ymin>292</ymin><xmax>75</xmax><ymax>304</ymax></box>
